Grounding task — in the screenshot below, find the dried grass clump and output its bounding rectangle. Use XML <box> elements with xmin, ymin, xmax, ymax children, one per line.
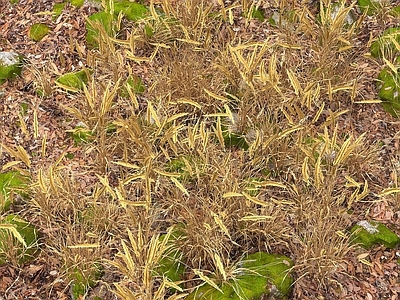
<box><xmin>2</xmin><ymin>0</ymin><xmax>394</xmax><ymax>299</ymax></box>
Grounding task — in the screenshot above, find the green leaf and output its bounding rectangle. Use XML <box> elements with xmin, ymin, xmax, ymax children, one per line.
<box><xmin>377</xmin><ymin>68</ymin><xmax>400</xmax><ymax>117</ymax></box>
<box><xmin>53</xmin><ymin>2</ymin><xmax>67</xmax><ymax>19</ymax></box>
<box><xmin>0</xmin><ymin>171</ymin><xmax>28</xmax><ymax>212</ymax></box>
<box><xmin>29</xmin><ymin>23</ymin><xmax>50</xmax><ymax>42</ymax></box>
<box><xmin>56</xmin><ymin>69</ymin><xmax>91</xmax><ymax>92</ymax></box>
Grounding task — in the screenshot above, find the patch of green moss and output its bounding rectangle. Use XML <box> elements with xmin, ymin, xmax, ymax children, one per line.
<box><xmin>351</xmin><ymin>220</ymin><xmax>400</xmax><ymax>249</ymax></box>
<box><xmin>156</xmin><ymin>245</ymin><xmax>185</xmax><ymax>284</ymax></box>
<box><xmin>0</xmin><ymin>52</ymin><xmax>23</xmax><ymax>84</ymax></box>
<box><xmin>0</xmin><ymin>171</ymin><xmax>28</xmax><ymax>212</ymax></box>
<box><xmin>56</xmin><ymin>69</ymin><xmax>91</xmax><ymax>92</ymax></box>
<box><xmin>29</xmin><ymin>23</ymin><xmax>50</xmax><ymax>42</ymax></box>
<box><xmin>358</xmin><ymin>0</ymin><xmax>380</xmax><ymax>16</ymax></box>
<box><xmin>69</xmin><ymin>0</ymin><xmax>84</xmax><ymax>7</ymax></box>
<box><xmin>370</xmin><ymin>27</ymin><xmax>400</xmax><ymax>58</ymax></box>
<box><xmin>113</xmin><ymin>1</ymin><xmax>148</xmax><ymax>21</ymax></box>
<box><xmin>0</xmin><ymin>214</ymin><xmax>40</xmax><ymax>265</ymax></box>
<box><xmin>186</xmin><ymin>252</ymin><xmax>294</xmax><ymax>300</ymax></box>
<box><xmin>240</xmin><ymin>252</ymin><xmax>294</xmax><ymax>296</ymax></box>
<box><xmin>86</xmin><ymin>11</ymin><xmax>115</xmax><ymax>48</ymax></box>
<box><xmin>154</xmin><ymin>224</ymin><xmax>186</xmax><ymax>287</ymax></box>
<box><xmin>223</xmin><ymin>131</ymin><xmax>249</xmax><ymax>150</ymax></box>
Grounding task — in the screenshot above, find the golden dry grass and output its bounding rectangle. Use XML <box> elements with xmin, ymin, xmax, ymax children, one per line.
<box><xmin>2</xmin><ymin>0</ymin><xmax>399</xmax><ymax>299</ymax></box>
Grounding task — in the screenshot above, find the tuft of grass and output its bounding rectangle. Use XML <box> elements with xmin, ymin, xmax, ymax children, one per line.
<box><xmin>5</xmin><ymin>0</ymin><xmax>397</xmax><ymax>299</ymax></box>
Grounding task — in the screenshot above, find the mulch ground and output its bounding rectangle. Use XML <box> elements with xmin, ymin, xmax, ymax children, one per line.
<box><xmin>1</xmin><ymin>0</ymin><xmax>400</xmax><ymax>299</ymax></box>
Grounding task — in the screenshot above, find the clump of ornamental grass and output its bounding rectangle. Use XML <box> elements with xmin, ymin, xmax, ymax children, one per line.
<box><xmin>2</xmin><ymin>0</ymin><xmax>392</xmax><ymax>299</ymax></box>
<box><xmin>25</xmin><ymin>164</ymin><xmax>133</xmax><ymax>297</ymax></box>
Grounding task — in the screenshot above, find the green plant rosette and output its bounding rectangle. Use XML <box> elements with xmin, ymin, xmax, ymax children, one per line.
<box><xmin>0</xmin><ymin>52</ymin><xmax>23</xmax><ymax>85</ymax></box>
<box><xmin>0</xmin><ymin>171</ymin><xmax>28</xmax><ymax>212</ymax></box>
<box><xmin>186</xmin><ymin>252</ymin><xmax>294</xmax><ymax>300</ymax></box>
<box><xmin>0</xmin><ymin>214</ymin><xmax>40</xmax><ymax>265</ymax></box>
<box><xmin>69</xmin><ymin>0</ymin><xmax>84</xmax><ymax>8</ymax></box>
<box><xmin>29</xmin><ymin>23</ymin><xmax>50</xmax><ymax>42</ymax></box>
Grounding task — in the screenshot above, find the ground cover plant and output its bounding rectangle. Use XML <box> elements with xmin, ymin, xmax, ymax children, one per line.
<box><xmin>1</xmin><ymin>0</ymin><xmax>400</xmax><ymax>299</ymax></box>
